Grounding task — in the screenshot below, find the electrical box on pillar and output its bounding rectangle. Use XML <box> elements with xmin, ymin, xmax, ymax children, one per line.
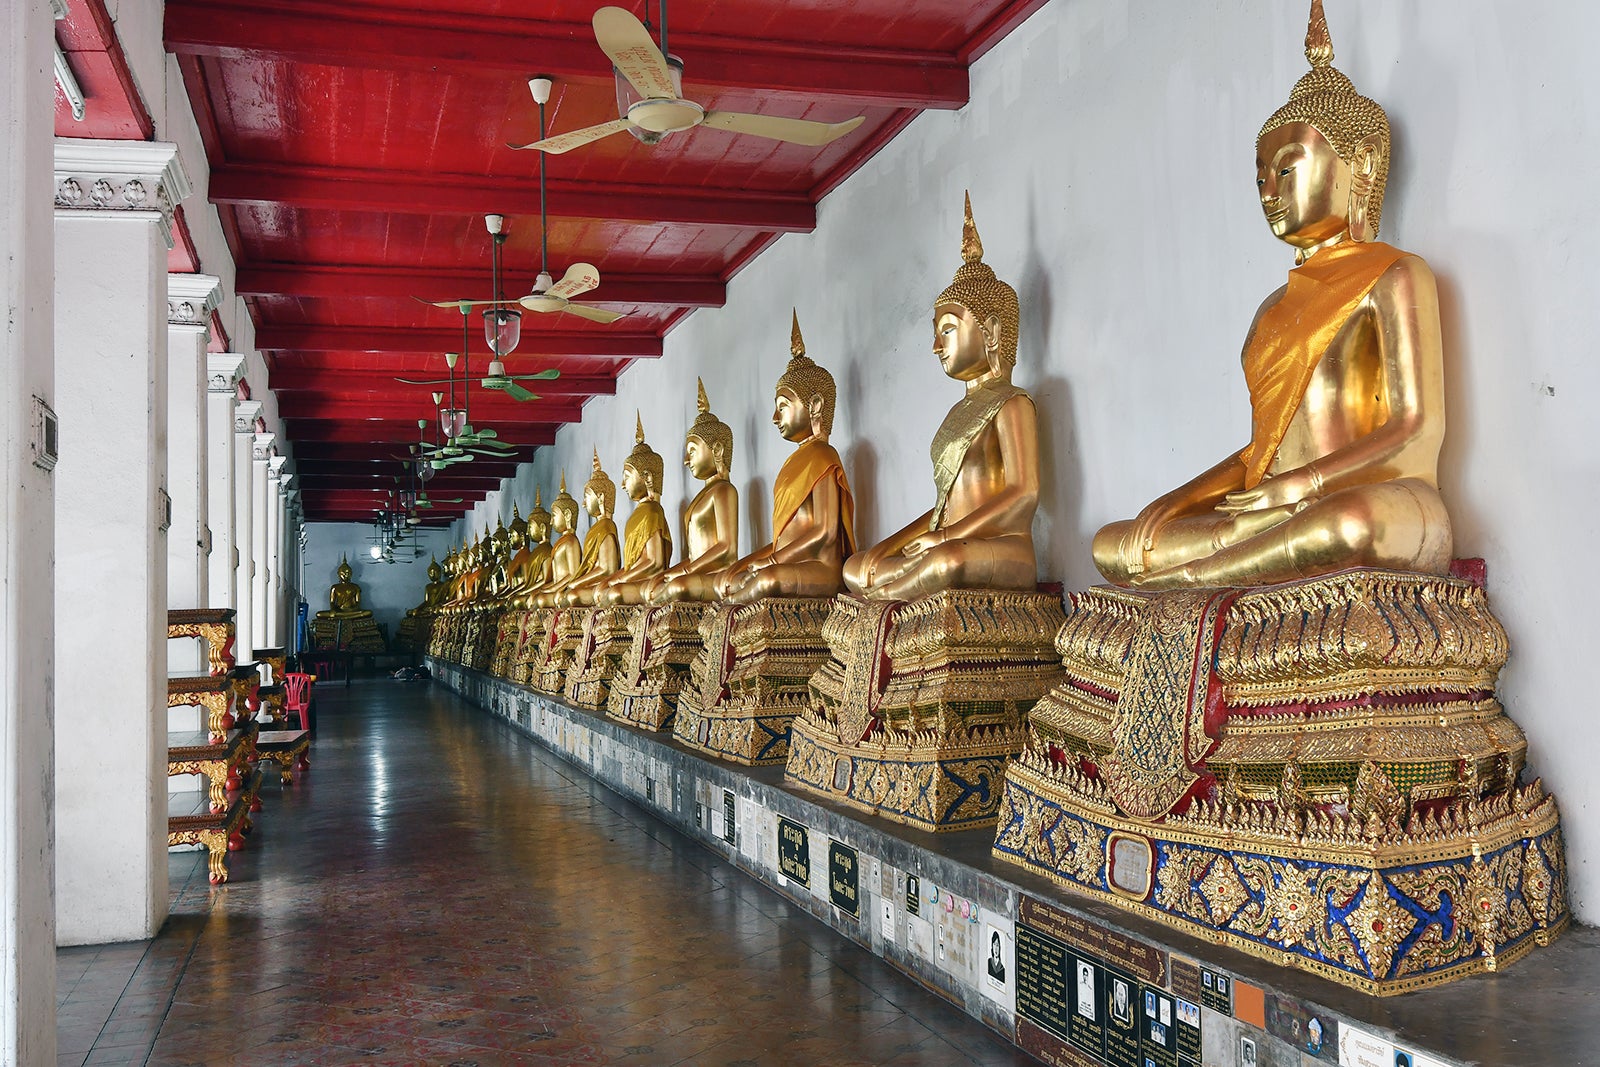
<box><xmin>30</xmin><ymin>395</ymin><xmax>57</xmax><ymax>471</ymax></box>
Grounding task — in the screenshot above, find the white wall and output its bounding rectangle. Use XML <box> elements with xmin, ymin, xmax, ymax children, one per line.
<box><xmin>303</xmin><ymin>523</ymin><xmax>454</xmax><ymax>642</ymax></box>
<box><xmin>456</xmin><ymin>0</ymin><xmax>1600</xmax><ymax>922</ymax></box>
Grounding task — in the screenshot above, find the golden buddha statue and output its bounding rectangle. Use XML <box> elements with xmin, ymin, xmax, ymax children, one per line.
<box><xmin>648</xmin><ymin>379</ymin><xmax>739</xmax><ymax>603</ymax></box>
<box><xmin>786</xmin><ymin>194</ymin><xmax>1065</xmax><ymax>831</ymax></box>
<box><xmin>423</xmin><ymin>557</ymin><xmax>448</xmax><ymax>610</ymax></box>
<box><xmin>321</xmin><ymin>557</ymin><xmax>372</xmax><ymax>619</ymax></box>
<box><xmin>993</xmin><ymin>1</ymin><xmax>1566</xmax><ymax>994</ymax></box>
<box><xmin>844</xmin><ymin>194</ymin><xmax>1039</xmax><ymax>600</ymax></box>
<box><xmin>610</xmin><ymin>383</ymin><xmax>740</xmax><ymax>729</ymax></box>
<box><xmin>1093</xmin><ymin>3</ymin><xmax>1449</xmax><ymax>591</ymax></box>
<box><xmin>676</xmin><ymin>316</ymin><xmax>856</xmax><ymax>764</ymax></box>
<box><xmin>533</xmin><ymin>474</ymin><xmax>584</xmax><ymax>609</ymax></box>
<box><xmin>559</xmin><ymin>449</ymin><xmax>623</xmax><ymax>606</ymax></box>
<box><xmin>715</xmin><ymin>313</ymin><xmax>855</xmax><ymax>604</ymax></box>
<box><xmin>596</xmin><ymin>415</ymin><xmax>674</xmax><ymax>606</ymax></box>
<box><xmin>507</xmin><ymin>492</ymin><xmax>554</xmax><ymax>607</ymax></box>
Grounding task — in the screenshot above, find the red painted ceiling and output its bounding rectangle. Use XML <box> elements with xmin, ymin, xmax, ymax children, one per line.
<box><xmin>160</xmin><ymin>0</ymin><xmax>1046</xmax><ymax>524</ymax></box>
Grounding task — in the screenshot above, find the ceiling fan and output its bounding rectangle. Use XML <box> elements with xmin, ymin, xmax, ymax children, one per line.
<box><xmin>396</xmin><ymin>343</ymin><xmax>562</xmax><ymax>404</ymax></box>
<box><xmin>510</xmin><ymin>4</ymin><xmax>865</xmax><ymax>155</ymax></box>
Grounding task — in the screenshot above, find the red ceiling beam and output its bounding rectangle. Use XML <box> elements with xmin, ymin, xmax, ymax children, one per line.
<box><xmin>237</xmin><ymin>264</ymin><xmax>726</xmax><ymax>309</ymax></box>
<box><xmin>268</xmin><ymin>368</ymin><xmax>616</xmax><ymax>398</ymax></box>
<box><xmin>285</xmin><ymin>420</ymin><xmax>559</xmax><ymax>446</ymax></box>
<box><xmin>210</xmin><ymin>163</ymin><xmax>815</xmax><ymax>232</ymax></box>
<box><xmin>256</xmin><ymin>324</ymin><xmax>661</xmax><ymax>359</ymax></box>
<box><xmin>279</xmin><ymin>395</ymin><xmax>584</xmax><ymax>423</ymax></box>
<box><xmin>162</xmin><ymin>1</ymin><xmax>967</xmax><ymax>110</ymax></box>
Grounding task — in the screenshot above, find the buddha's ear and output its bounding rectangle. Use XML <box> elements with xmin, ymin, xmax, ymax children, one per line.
<box><xmin>982</xmin><ymin>313</ymin><xmax>1005</xmax><ymax>370</ymax></box>
<box><xmin>807</xmin><ymin>392</ymin><xmax>825</xmax><ymax>427</ymax></box>
<box><xmin>1348</xmin><ymin>134</ymin><xmax>1382</xmax><ymax>242</ymax></box>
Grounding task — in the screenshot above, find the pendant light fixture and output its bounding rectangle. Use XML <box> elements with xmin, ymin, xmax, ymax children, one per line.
<box><xmin>482</xmin><ymin>214</ymin><xmax>521</xmax><ymax>358</ymax></box>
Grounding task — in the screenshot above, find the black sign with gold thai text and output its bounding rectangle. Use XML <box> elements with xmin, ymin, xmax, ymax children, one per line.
<box><xmin>828</xmin><ymin>841</ymin><xmax>859</xmax><ymax>915</ymax></box>
<box><xmin>778</xmin><ymin>817</ymin><xmax>809</xmax><ymax>886</ymax></box>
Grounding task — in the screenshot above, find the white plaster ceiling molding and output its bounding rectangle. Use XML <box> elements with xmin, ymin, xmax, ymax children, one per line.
<box><xmin>207</xmin><ymin>353</ymin><xmax>247</xmax><ymax>394</ymax></box>
<box><xmin>53</xmin><ymin>138</ymin><xmax>192</xmax><ymax>248</ymax></box>
<box><xmin>234</xmin><ymin>399</ymin><xmax>263</xmax><ymax>434</ymax></box>
<box><xmin>168</xmin><ymin>273</ymin><xmax>223</xmax><ymax>328</ymax></box>
<box><xmin>252</xmin><ymin>431</ymin><xmax>277</xmax><ymax>462</ymax></box>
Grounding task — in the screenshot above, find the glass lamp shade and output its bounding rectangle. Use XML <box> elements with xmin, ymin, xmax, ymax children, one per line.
<box><xmin>369</xmin><ymin>544</ymin><xmax>383</xmax><ymax>560</ymax></box>
<box><xmin>439</xmin><ymin>407</ymin><xmax>467</xmax><ymax>439</ymax></box>
<box><xmin>483</xmin><ymin>307</ymin><xmax>522</xmax><ymax>356</ymax></box>
<box><xmin>614</xmin><ymin>57</ymin><xmax>684</xmax><ymax>145</ymax></box>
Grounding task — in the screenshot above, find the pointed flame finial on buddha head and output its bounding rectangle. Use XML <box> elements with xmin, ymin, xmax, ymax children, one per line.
<box><xmin>775</xmin><ymin>309</ymin><xmax>837</xmax><ymax>436</ymax></box>
<box><xmin>585</xmin><ymin>446</ymin><xmax>616</xmax><ymax>515</ymax></box>
<box><xmin>688</xmin><ymin>376</ymin><xmax>734</xmax><ymax>473</ymax></box>
<box><xmin>625</xmin><ymin>410</ymin><xmax>664</xmax><ymax>493</ymax></box>
<box><xmin>935</xmin><ymin>191</ymin><xmax>1019</xmax><ymax>366</ymax></box>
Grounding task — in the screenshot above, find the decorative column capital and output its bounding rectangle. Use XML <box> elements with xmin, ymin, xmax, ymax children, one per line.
<box><xmin>53</xmin><ymin>138</ymin><xmax>191</xmax><ymax>248</ymax></box>
<box><xmin>168</xmin><ymin>273</ymin><xmax>222</xmax><ymax>328</ymax></box>
<box><xmin>252</xmin><ymin>432</ymin><xmax>277</xmax><ymax>462</ymax></box>
<box><xmin>234</xmin><ymin>399</ymin><xmax>263</xmax><ymax>433</ymax></box>
<box><xmin>207</xmin><ymin>353</ymin><xmax>246</xmax><ymax>394</ymax></box>
<box><xmin>268</xmin><ymin>455</ymin><xmax>288</xmax><ymax>481</ymax></box>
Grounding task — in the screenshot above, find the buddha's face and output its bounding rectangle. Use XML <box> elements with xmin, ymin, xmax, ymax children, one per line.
<box><xmin>583</xmin><ymin>487</ymin><xmax>602</xmax><ymax>517</ymax></box>
<box><xmin>552</xmin><ymin>507</ymin><xmax>573</xmax><ymax>534</ymax></box>
<box><xmin>621</xmin><ymin>463</ymin><xmax>646</xmax><ymax>501</ymax></box>
<box><xmin>337</xmin><ymin>561</ymin><xmax>352</xmax><ymax>582</ymax></box>
<box><xmin>772</xmin><ymin>388</ymin><xmax>813</xmax><ymax>443</ymax></box>
<box><xmin>1256</xmin><ymin>122</ymin><xmax>1352</xmax><ymax>249</ymax></box>
<box><xmin>529</xmin><ymin>517</ymin><xmax>549</xmax><ymax>542</ymax></box>
<box><xmin>933</xmin><ymin>303</ymin><xmax>996</xmax><ymax>381</ymax></box>
<box><xmin>684</xmin><ymin>435</ymin><xmax>718</xmax><ymax>480</ymax></box>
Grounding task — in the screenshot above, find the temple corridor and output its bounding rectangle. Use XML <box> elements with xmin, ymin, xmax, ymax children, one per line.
<box><xmin>56</xmin><ymin>681</ymin><xmax>1035</xmax><ymax>1067</ymax></box>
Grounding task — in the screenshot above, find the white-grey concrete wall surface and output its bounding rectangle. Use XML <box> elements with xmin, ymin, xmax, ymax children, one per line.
<box><xmin>303</xmin><ymin>522</ymin><xmax>456</xmax><ymax>641</ymax></box>
<box><xmin>452</xmin><ymin>0</ymin><xmax>1600</xmax><ymax>925</ymax></box>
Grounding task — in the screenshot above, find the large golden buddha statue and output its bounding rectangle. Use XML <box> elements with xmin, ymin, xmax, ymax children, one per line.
<box><xmin>715</xmin><ymin>313</ymin><xmax>855</xmax><ymax>604</ymax></box>
<box><xmin>1093</xmin><ymin>4</ymin><xmax>1448</xmax><ymax>591</ymax></box>
<box><xmin>994</xmin><ymin>1</ymin><xmax>1565</xmax><ymax>995</ymax></box>
<box><xmin>559</xmin><ymin>450</ymin><xmax>622</xmax><ymax>606</ymax></box>
<box><xmin>648</xmin><ymin>379</ymin><xmax>739</xmax><ymax>604</ymax></box>
<box><xmin>787</xmin><ymin>195</ymin><xmax>1065</xmax><ymax>831</ymax></box>
<box><xmin>322</xmin><ymin>557</ymin><xmax>371</xmax><ymax>618</ymax></box>
<box><xmin>596</xmin><ymin>415</ymin><xmax>673</xmax><ymax>607</ymax></box>
<box><xmin>844</xmin><ymin>194</ymin><xmax>1039</xmax><ymax>600</ymax></box>
<box><xmin>676</xmin><ymin>316</ymin><xmax>856</xmax><ymax>764</ymax></box>
<box><xmin>312</xmin><ymin>557</ymin><xmax>384</xmax><ymax>652</ymax></box>
<box><xmin>609</xmin><ymin>382</ymin><xmax>741</xmax><ymax>730</ymax></box>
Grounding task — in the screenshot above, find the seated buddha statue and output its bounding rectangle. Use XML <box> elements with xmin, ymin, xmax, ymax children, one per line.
<box><xmin>533</xmin><ymin>475</ymin><xmax>584</xmax><ymax>608</ymax></box>
<box><xmin>422</xmin><ymin>557</ymin><xmax>449</xmax><ymax>610</ymax></box>
<box><xmin>559</xmin><ymin>450</ymin><xmax>623</xmax><ymax>606</ymax></box>
<box><xmin>1092</xmin><ymin>2</ymin><xmax>1450</xmax><ymax>590</ymax></box>
<box><xmin>715</xmin><ymin>313</ymin><xmax>855</xmax><ymax>604</ymax></box>
<box><xmin>319</xmin><ymin>557</ymin><xmax>373</xmax><ymax>620</ymax></box>
<box><xmin>506</xmin><ymin>492</ymin><xmax>554</xmax><ymax>608</ymax></box>
<box><xmin>647</xmin><ymin>379</ymin><xmax>739</xmax><ymax>603</ymax></box>
<box><xmin>596</xmin><ymin>415</ymin><xmax>674</xmax><ymax>606</ymax></box>
<box><xmin>482</xmin><ymin>516</ymin><xmax>517</xmax><ymax>601</ymax></box>
<box><xmin>844</xmin><ymin>194</ymin><xmax>1039</xmax><ymax>600</ymax></box>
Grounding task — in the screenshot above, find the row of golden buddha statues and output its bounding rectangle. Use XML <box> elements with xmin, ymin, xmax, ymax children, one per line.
<box><xmin>409</xmin><ymin>2</ymin><xmax>1567</xmax><ymax>995</ymax></box>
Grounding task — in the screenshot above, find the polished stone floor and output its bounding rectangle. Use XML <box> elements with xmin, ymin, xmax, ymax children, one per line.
<box><xmin>58</xmin><ymin>680</ymin><xmax>1036</xmax><ymax>1066</ymax></box>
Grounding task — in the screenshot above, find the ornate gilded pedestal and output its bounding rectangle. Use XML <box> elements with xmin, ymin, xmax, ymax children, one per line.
<box><xmin>564</xmin><ymin>606</ymin><xmax>638</xmax><ymax>711</ymax></box>
<box><xmin>310</xmin><ymin>613</ymin><xmax>385</xmax><ymax>654</ymax></box>
<box><xmin>786</xmin><ymin>590</ymin><xmax>1066</xmax><ymax>832</ymax></box>
<box><xmin>606</xmin><ymin>603</ymin><xmax>709</xmax><ymax>731</ymax></box>
<box><xmin>166</xmin><ymin>608</ymin><xmax>237</xmax><ymax>675</ymax></box>
<box><xmin>530</xmin><ymin>608</ymin><xmax>590</xmax><ymax>696</ymax></box>
<box><xmin>672</xmin><ymin>598</ymin><xmax>834</xmax><ymax>765</ymax></box>
<box><xmin>991</xmin><ymin>568</ymin><xmax>1567</xmax><ymax>994</ymax></box>
<box><xmin>490</xmin><ymin>609</ymin><xmax>524</xmax><ymax>678</ymax></box>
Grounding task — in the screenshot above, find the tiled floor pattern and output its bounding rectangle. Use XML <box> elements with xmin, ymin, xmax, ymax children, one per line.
<box><xmin>60</xmin><ymin>680</ymin><xmax>1037</xmax><ymax>1066</ymax></box>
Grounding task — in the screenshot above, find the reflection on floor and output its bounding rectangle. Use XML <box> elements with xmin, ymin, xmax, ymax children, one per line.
<box><xmin>58</xmin><ymin>679</ymin><xmax>1036</xmax><ymax>1066</ymax></box>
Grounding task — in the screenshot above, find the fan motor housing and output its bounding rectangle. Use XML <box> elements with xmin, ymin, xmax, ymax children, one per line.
<box><xmin>628</xmin><ymin>97</ymin><xmax>703</xmax><ymax>134</ymax></box>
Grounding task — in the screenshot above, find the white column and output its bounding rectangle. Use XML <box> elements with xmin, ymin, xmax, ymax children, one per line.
<box><xmin>250</xmin><ymin>431</ymin><xmax>273</xmax><ymax>649</ymax></box>
<box><xmin>54</xmin><ymin>137</ymin><xmax>189</xmax><ymax>946</ymax></box>
<box><xmin>232</xmin><ymin>398</ymin><xmax>261</xmax><ymax>661</ymax></box>
<box><xmin>1</xmin><ymin>0</ymin><xmax>58</xmax><ymax>1053</ymax></box>
<box><xmin>204</xmin><ymin>355</ymin><xmax>242</xmax><ymax>610</ymax></box>
<box><xmin>265</xmin><ymin>455</ymin><xmax>286</xmax><ymax>647</ymax></box>
<box><xmin>165</xmin><ymin>274</ymin><xmax>221</xmax><ymax>673</ymax></box>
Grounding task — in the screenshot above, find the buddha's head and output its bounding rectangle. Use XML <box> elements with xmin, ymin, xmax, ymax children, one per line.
<box><xmin>550</xmin><ymin>471</ymin><xmax>578</xmax><ymax>533</ymax></box>
<box><xmin>584</xmin><ymin>448</ymin><xmax>616</xmax><ymax>518</ymax></box>
<box><xmin>492</xmin><ymin>518</ymin><xmax>510</xmax><ymax>557</ymax></box>
<box><xmin>1257</xmin><ymin>0</ymin><xmax>1389</xmax><ymax>252</ymax></box>
<box><xmin>686</xmin><ymin>377</ymin><xmax>733</xmax><ymax>480</ymax></box>
<box><xmin>337</xmin><ymin>557</ymin><xmax>353</xmax><ymax>583</ymax></box>
<box><xmin>506</xmin><ymin>506</ymin><xmax>526</xmax><ymax>551</ymax></box>
<box><xmin>774</xmin><ymin>310</ymin><xmax>836</xmax><ymax>442</ymax></box>
<box><xmin>527</xmin><ymin>488</ymin><xmax>551</xmax><ymax>544</ymax></box>
<box><xmin>622</xmin><ymin>412</ymin><xmax>664</xmax><ymax>502</ymax></box>
<box><xmin>428</xmin><ymin>557</ymin><xmax>442</xmax><ymax>582</ymax></box>
<box><xmin>934</xmin><ymin>192</ymin><xmax>1019</xmax><ymax>381</ymax></box>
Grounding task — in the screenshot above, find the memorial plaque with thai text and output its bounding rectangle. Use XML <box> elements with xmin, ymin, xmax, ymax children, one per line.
<box><xmin>828</xmin><ymin>841</ymin><xmax>860</xmax><ymax>916</ymax></box>
<box><xmin>778</xmin><ymin>818</ymin><xmax>809</xmax><ymax>887</ymax></box>
<box><xmin>1019</xmin><ymin>896</ymin><xmax>1167</xmax><ymax>985</ymax></box>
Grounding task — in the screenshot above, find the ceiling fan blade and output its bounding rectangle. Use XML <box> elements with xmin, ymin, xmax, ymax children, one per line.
<box><xmin>592</xmin><ymin>6</ymin><xmax>678</xmax><ymax>100</ymax></box>
<box><xmin>511</xmin><ymin>119</ymin><xmax>633</xmax><ymax>155</ymax></box>
<box><xmin>431</xmin><ymin>497</ymin><xmax>465</xmax><ymax>504</ymax></box>
<box><xmin>505</xmin><ymin>369</ymin><xmax>562</xmax><ymax>381</ymax></box>
<box><xmin>563</xmin><ymin>302</ymin><xmax>625</xmax><ymax>324</ymax></box>
<box><xmin>393</xmin><ymin>376</ymin><xmax>457</xmax><ymax>385</ymax></box>
<box><xmin>700</xmin><ymin>110</ymin><xmax>866</xmax><ymax>146</ymax></box>
<box><xmin>547</xmin><ymin>262</ymin><xmax>601</xmax><ymax>300</ymax></box>
<box><xmin>417</xmin><ymin>297</ymin><xmax>497</xmax><ymax>308</ymax></box>
<box><xmin>501</xmin><ymin>382</ymin><xmax>539</xmax><ymax>402</ymax></box>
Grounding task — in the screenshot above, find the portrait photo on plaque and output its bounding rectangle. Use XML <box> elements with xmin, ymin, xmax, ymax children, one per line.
<box><xmin>1111</xmin><ymin>976</ymin><xmax>1132</xmax><ymax>1027</ymax></box>
<box><xmin>980</xmin><ymin>916</ymin><xmax>1015</xmax><ymax>1012</ymax></box>
<box><xmin>1075</xmin><ymin>959</ymin><xmax>1097</xmax><ymax>1021</ymax></box>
